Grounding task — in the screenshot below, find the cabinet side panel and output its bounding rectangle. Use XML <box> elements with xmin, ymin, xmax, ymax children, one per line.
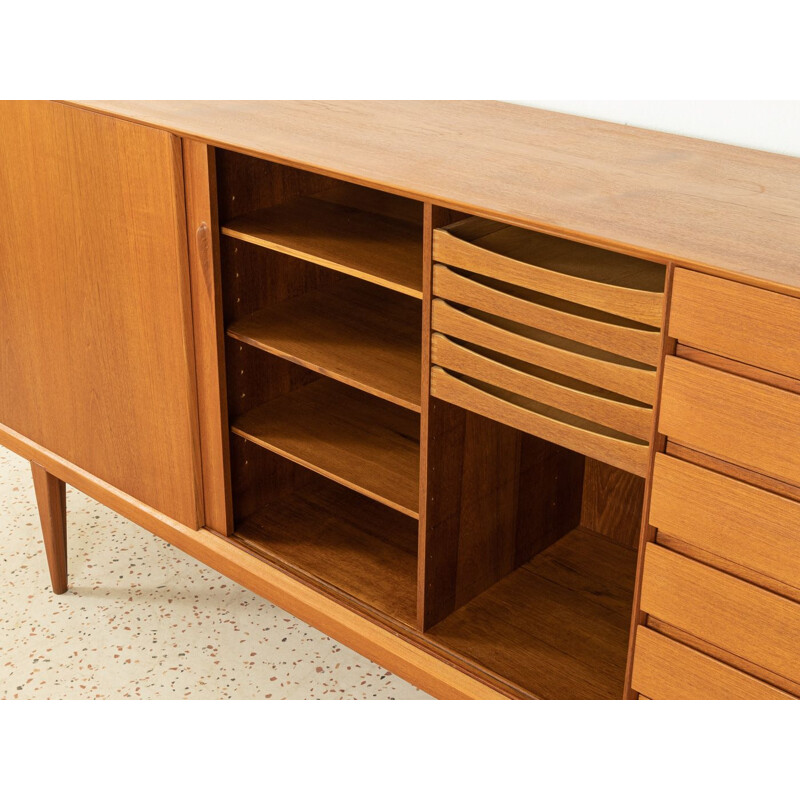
<box><xmin>0</xmin><ymin>101</ymin><xmax>203</xmax><ymax>527</ymax></box>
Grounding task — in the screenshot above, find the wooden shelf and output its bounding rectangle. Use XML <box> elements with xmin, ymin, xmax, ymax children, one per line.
<box><xmin>227</xmin><ymin>279</ymin><xmax>422</xmax><ymax>412</ymax></box>
<box><xmin>428</xmin><ymin>527</ymin><xmax>638</xmax><ymax>699</ymax></box>
<box><xmin>235</xmin><ymin>476</ymin><xmax>418</xmax><ymax>626</ymax></box>
<box><xmin>231</xmin><ymin>378</ymin><xmax>420</xmax><ymax>518</ymax></box>
<box><xmin>221</xmin><ymin>187</ymin><xmax>423</xmax><ymax>298</ymax></box>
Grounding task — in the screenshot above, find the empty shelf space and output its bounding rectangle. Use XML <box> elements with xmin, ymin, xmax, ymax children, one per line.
<box><xmin>227</xmin><ymin>279</ymin><xmax>422</xmax><ymax>411</ymax></box>
<box><xmin>427</xmin><ymin>527</ymin><xmax>638</xmax><ymax>699</ymax></box>
<box><xmin>221</xmin><ymin>186</ymin><xmax>423</xmax><ymax>298</ymax></box>
<box><xmin>235</xmin><ymin>476</ymin><xmax>418</xmax><ymax>626</ymax></box>
<box><xmin>231</xmin><ymin>378</ymin><xmax>421</xmax><ymax>518</ymax></box>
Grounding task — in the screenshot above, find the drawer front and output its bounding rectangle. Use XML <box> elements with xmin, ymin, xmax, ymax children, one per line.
<box><xmin>433</xmin><ymin>217</ymin><xmax>666</xmax><ymax>326</ymax></box>
<box><xmin>433</xmin><ymin>264</ymin><xmax>661</xmax><ymax>365</ymax></box>
<box><xmin>631</xmin><ymin>626</ymin><xmax>792</xmax><ymax>700</ymax></box>
<box><xmin>670</xmin><ymin>268</ymin><xmax>800</xmax><ymax>380</ymax></box>
<box><xmin>433</xmin><ymin>334</ymin><xmax>652</xmax><ymax>440</ymax></box>
<box><xmin>650</xmin><ymin>454</ymin><xmax>800</xmax><ymax>592</ymax></box>
<box><xmin>431</xmin><ymin>366</ymin><xmax>649</xmax><ymax>476</ymax></box>
<box><xmin>432</xmin><ymin>300</ymin><xmax>658</xmax><ymax>405</ymax></box>
<box><xmin>659</xmin><ymin>357</ymin><xmax>800</xmax><ymax>485</ymax></box>
<box><xmin>640</xmin><ymin>544</ymin><xmax>800</xmax><ymax>685</ymax></box>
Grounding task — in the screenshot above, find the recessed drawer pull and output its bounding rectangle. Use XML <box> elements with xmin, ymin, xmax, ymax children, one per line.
<box><xmin>650</xmin><ymin>454</ymin><xmax>800</xmax><ymax>594</ymax></box>
<box><xmin>433</xmin><ymin>265</ymin><xmax>661</xmax><ymax>366</ymax></box>
<box><xmin>631</xmin><ymin>626</ymin><xmax>792</xmax><ymax>700</ymax></box>
<box><xmin>434</xmin><ymin>218</ymin><xmax>666</xmax><ymax>327</ymax></box>
<box><xmin>432</xmin><ymin>334</ymin><xmax>652</xmax><ymax>440</ymax></box>
<box><xmin>431</xmin><ymin>366</ymin><xmax>649</xmax><ymax>476</ymax></box>
<box><xmin>432</xmin><ymin>300</ymin><xmax>657</xmax><ymax>405</ymax></box>
<box><xmin>670</xmin><ymin>268</ymin><xmax>800</xmax><ymax>380</ymax></box>
<box><xmin>659</xmin><ymin>356</ymin><xmax>800</xmax><ymax>486</ymax></box>
<box><xmin>640</xmin><ymin>544</ymin><xmax>800</xmax><ymax>685</ymax></box>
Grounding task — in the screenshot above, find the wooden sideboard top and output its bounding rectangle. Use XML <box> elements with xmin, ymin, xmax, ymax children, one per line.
<box><xmin>68</xmin><ymin>100</ymin><xmax>800</xmax><ymax>294</ymax></box>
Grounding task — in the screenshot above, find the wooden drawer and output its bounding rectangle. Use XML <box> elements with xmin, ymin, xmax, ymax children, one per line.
<box><xmin>432</xmin><ymin>300</ymin><xmax>657</xmax><ymax>405</ymax></box>
<box><xmin>432</xmin><ymin>334</ymin><xmax>652</xmax><ymax>440</ymax></box>
<box><xmin>640</xmin><ymin>544</ymin><xmax>800</xmax><ymax>685</ymax></box>
<box><xmin>433</xmin><ymin>264</ymin><xmax>661</xmax><ymax>365</ymax></box>
<box><xmin>431</xmin><ymin>366</ymin><xmax>649</xmax><ymax>476</ymax></box>
<box><xmin>631</xmin><ymin>626</ymin><xmax>792</xmax><ymax>700</ymax></box>
<box><xmin>650</xmin><ymin>454</ymin><xmax>800</xmax><ymax>594</ymax></box>
<box><xmin>433</xmin><ymin>217</ymin><xmax>666</xmax><ymax>326</ymax></box>
<box><xmin>659</xmin><ymin>357</ymin><xmax>800</xmax><ymax>485</ymax></box>
<box><xmin>670</xmin><ymin>268</ymin><xmax>800</xmax><ymax>380</ymax></box>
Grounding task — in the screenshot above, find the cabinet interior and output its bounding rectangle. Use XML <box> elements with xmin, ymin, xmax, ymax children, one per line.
<box><xmin>215</xmin><ymin>148</ymin><xmax>648</xmax><ymax>699</ymax></box>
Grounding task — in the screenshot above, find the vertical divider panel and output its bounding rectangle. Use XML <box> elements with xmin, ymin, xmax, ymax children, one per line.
<box><xmin>183</xmin><ymin>140</ymin><xmax>234</xmax><ymax>535</ymax></box>
<box><xmin>418</xmin><ymin>206</ymin><xmax>585</xmax><ymax>631</ymax></box>
<box><xmin>417</xmin><ymin>204</ymin><xmax>452</xmax><ymax>629</ymax></box>
<box><xmin>623</xmin><ymin>263</ymin><xmax>677</xmax><ymax>698</ymax></box>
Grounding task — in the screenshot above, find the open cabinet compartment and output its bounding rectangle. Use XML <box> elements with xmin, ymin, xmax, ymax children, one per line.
<box><xmin>230</xmin><ymin>438</ymin><xmax>418</xmax><ymax>626</ymax></box>
<box><xmin>215</xmin><ymin>149</ymin><xmax>424</xmax><ymax>628</ymax></box>
<box><xmin>421</xmin><ymin>400</ymin><xmax>644</xmax><ymax>700</ymax></box>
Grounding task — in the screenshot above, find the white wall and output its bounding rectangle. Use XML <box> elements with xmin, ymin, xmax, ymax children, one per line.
<box><xmin>517</xmin><ymin>101</ymin><xmax>800</xmax><ymax>158</ymax></box>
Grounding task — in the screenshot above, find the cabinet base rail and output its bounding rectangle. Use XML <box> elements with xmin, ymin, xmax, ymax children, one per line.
<box><xmin>1</xmin><ymin>422</ymin><xmax>511</xmax><ymax>700</ymax></box>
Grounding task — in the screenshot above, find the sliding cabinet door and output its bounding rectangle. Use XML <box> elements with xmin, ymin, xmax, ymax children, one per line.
<box><xmin>0</xmin><ymin>101</ymin><xmax>203</xmax><ymax>527</ymax></box>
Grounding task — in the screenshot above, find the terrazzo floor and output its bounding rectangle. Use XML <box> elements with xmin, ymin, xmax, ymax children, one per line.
<box><xmin>0</xmin><ymin>446</ymin><xmax>429</xmax><ymax>700</ymax></box>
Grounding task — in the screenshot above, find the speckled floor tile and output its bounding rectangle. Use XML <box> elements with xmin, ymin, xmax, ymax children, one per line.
<box><xmin>0</xmin><ymin>446</ymin><xmax>430</xmax><ymax>700</ymax></box>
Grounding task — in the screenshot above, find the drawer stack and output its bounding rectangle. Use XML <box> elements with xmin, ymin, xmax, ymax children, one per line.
<box><xmin>429</xmin><ymin>217</ymin><xmax>667</xmax><ymax>476</ymax></box>
<box><xmin>631</xmin><ymin>269</ymin><xmax>800</xmax><ymax>699</ymax></box>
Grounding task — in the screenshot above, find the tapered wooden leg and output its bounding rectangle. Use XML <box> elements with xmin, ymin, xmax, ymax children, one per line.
<box><xmin>30</xmin><ymin>462</ymin><xmax>68</xmax><ymax>594</ymax></box>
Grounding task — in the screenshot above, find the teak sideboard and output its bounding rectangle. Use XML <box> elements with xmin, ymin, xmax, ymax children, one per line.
<box><xmin>2</xmin><ymin>100</ymin><xmax>800</xmax><ymax>700</ymax></box>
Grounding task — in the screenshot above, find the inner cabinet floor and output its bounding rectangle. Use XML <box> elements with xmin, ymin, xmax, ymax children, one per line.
<box><xmin>427</xmin><ymin>527</ymin><xmax>638</xmax><ymax>700</ymax></box>
<box><xmin>213</xmin><ymin>148</ymin><xmax>648</xmax><ymax>699</ymax></box>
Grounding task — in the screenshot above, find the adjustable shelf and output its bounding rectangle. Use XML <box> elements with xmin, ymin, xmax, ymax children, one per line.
<box><xmin>221</xmin><ymin>185</ymin><xmax>424</xmax><ymax>298</ymax></box>
<box><xmin>235</xmin><ymin>473</ymin><xmax>418</xmax><ymax>626</ymax></box>
<box><xmin>227</xmin><ymin>278</ymin><xmax>422</xmax><ymax>411</ymax></box>
<box><xmin>428</xmin><ymin>526</ymin><xmax>638</xmax><ymax>699</ymax></box>
<box><xmin>231</xmin><ymin>377</ymin><xmax>420</xmax><ymax>518</ymax></box>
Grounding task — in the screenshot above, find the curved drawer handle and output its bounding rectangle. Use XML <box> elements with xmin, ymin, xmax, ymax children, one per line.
<box><xmin>196</xmin><ymin>222</ymin><xmax>214</xmax><ymax>298</ymax></box>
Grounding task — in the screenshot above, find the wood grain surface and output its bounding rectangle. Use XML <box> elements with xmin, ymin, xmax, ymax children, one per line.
<box><xmin>432</xmin><ymin>368</ymin><xmax>649</xmax><ymax>476</ymax></box>
<box><xmin>0</xmin><ymin>101</ymin><xmax>203</xmax><ymax>527</ymax></box>
<box><xmin>227</xmin><ymin>279</ymin><xmax>422</xmax><ymax>411</ymax></box>
<box><xmin>67</xmin><ymin>101</ymin><xmax>800</xmax><ymax>294</ymax></box>
<box><xmin>232</xmin><ymin>378</ymin><xmax>420</xmax><ymax>518</ymax></box>
<box><xmin>650</xmin><ymin>454</ymin><xmax>800</xmax><ymax>593</ymax></box>
<box><xmin>434</xmin><ymin>218</ymin><xmax>666</xmax><ymax>325</ymax></box>
<box><xmin>670</xmin><ymin>268</ymin><xmax>800</xmax><ymax>379</ymax></box>
<box><xmin>659</xmin><ymin>357</ymin><xmax>800</xmax><ymax>485</ymax></box>
<box><xmin>640</xmin><ymin>544</ymin><xmax>800</xmax><ymax>685</ymax></box>
<box><xmin>30</xmin><ymin>462</ymin><xmax>68</xmax><ymax>594</ymax></box>
<box><xmin>433</xmin><ymin>300</ymin><xmax>657</xmax><ymax>404</ymax></box>
<box><xmin>631</xmin><ymin>626</ymin><xmax>792</xmax><ymax>700</ymax></box>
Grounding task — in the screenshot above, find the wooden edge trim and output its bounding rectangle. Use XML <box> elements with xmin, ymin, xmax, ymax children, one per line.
<box><xmin>0</xmin><ymin>422</ymin><xmax>508</xmax><ymax>700</ymax></box>
<box><xmin>623</xmin><ymin>263</ymin><xmax>677</xmax><ymax>698</ymax></box>
<box><xmin>674</xmin><ymin>343</ymin><xmax>800</xmax><ymax>395</ymax></box>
